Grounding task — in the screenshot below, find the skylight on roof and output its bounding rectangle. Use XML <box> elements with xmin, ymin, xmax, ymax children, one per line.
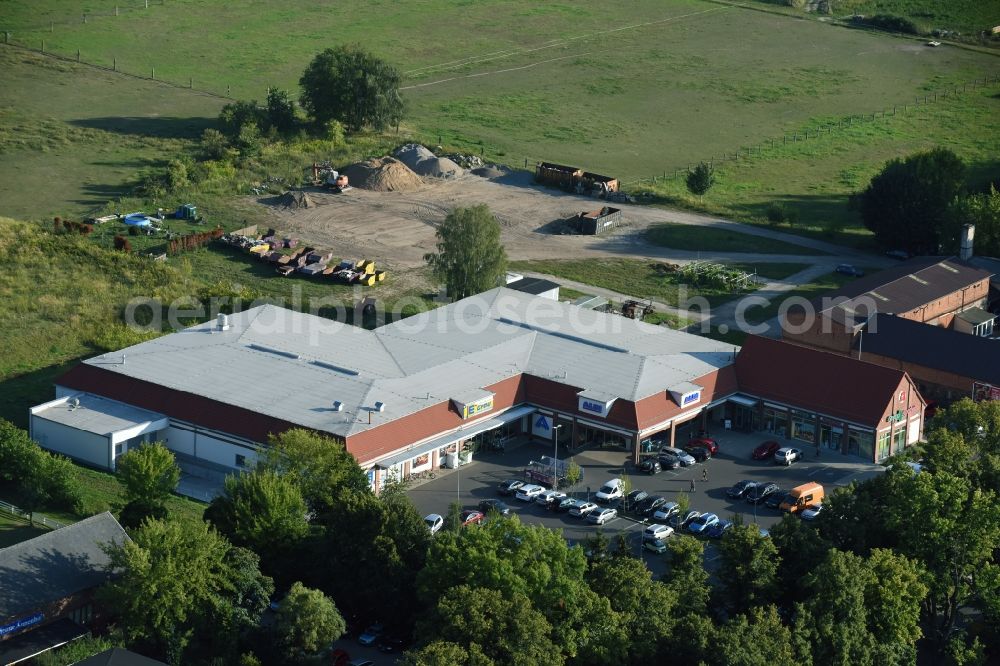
<box><xmin>867</xmin><ymin>291</ymin><xmax>890</xmax><ymax>302</ymax></box>
<box><xmin>908</xmin><ymin>275</ymin><xmax>929</xmax><ymax>285</ymax></box>
<box><xmin>939</xmin><ymin>263</ymin><xmax>959</xmax><ymax>273</ymax></box>
<box><xmin>310</xmin><ymin>360</ymin><xmax>359</xmax><ymax>376</ymax></box>
<box><xmin>248</xmin><ymin>343</ymin><xmax>299</xmax><ymax>360</ymax></box>
<box><xmin>496</xmin><ymin>317</ymin><xmax>629</xmax><ymax>353</ymax></box>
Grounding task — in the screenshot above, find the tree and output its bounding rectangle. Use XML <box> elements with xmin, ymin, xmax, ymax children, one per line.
<box><xmin>864</xmin><ymin>548</ymin><xmax>927</xmax><ymax>666</ymax></box>
<box><xmin>426</xmin><ymin>585</ymin><xmax>560</xmax><ymax>666</ymax></box>
<box><xmin>200</xmin><ymin>128</ymin><xmax>229</xmax><ymax>160</ymax></box>
<box><xmin>116</xmin><ymin>442</ymin><xmax>180</xmax><ymax>506</ymax></box>
<box><xmin>947</xmin><ymin>185</ymin><xmax>1000</xmax><ymax>257</ymax></box>
<box><xmin>716</xmin><ymin>523</ymin><xmax>779</xmax><ymax>614</ymax></box>
<box><xmin>204</xmin><ymin>469</ymin><xmax>309</xmax><ymax>568</ymax></box>
<box><xmin>444</xmin><ymin>500</ymin><xmax>463</xmax><ymax>533</ymax></box>
<box><xmin>219</xmin><ymin>99</ymin><xmax>265</xmax><ymax>139</ymax></box>
<box><xmin>858</xmin><ymin>147</ymin><xmax>966</xmax><ymax>253</ymax></box>
<box><xmin>299</xmin><ymin>45</ymin><xmax>404</xmax><ymax>131</ymax></box>
<box><xmin>398</xmin><ymin>641</ymin><xmax>484</xmax><ymax>666</ymax></box>
<box><xmin>769</xmin><ymin>513</ymin><xmax>830</xmax><ymax>604</ymax></box>
<box><xmin>424</xmin><ymin>204</ymin><xmax>507</xmax><ymax>300</ymax></box>
<box><xmin>587</xmin><ymin>556</ymin><xmax>678</xmax><ymax>663</ymax></box>
<box><xmin>565</xmin><ymin>461</ymin><xmax>583</xmax><ymax>489</ymax></box>
<box><xmin>259</xmin><ymin>428</ymin><xmax>369</xmax><ymax>518</ymax></box>
<box><xmin>98</xmin><ymin>518</ymin><xmax>254</xmax><ymax>662</ymax></box>
<box><xmin>265</xmin><ymin>87</ymin><xmax>297</xmax><ymax>135</ymax></box>
<box><xmin>664</xmin><ymin>534</ymin><xmax>710</xmax><ymax>614</ymax></box>
<box><xmin>273</xmin><ymin>582</ymin><xmax>345</xmax><ymax>660</ymax></box>
<box><xmin>686</xmin><ymin>162</ymin><xmax>716</xmax><ymax>197</ymax></box>
<box><xmin>709</xmin><ymin>605</ymin><xmax>799</xmax><ymax>666</ymax></box>
<box><xmin>797</xmin><ymin>549</ymin><xmax>877</xmax><ymax>666</ymax></box>
<box><xmin>0</xmin><ymin>419</ymin><xmax>81</xmax><ymax>522</ymax></box>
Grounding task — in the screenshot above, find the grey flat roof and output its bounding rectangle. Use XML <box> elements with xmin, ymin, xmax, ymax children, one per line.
<box><xmin>32</xmin><ymin>394</ymin><xmax>166</xmax><ymax>436</ymax></box>
<box><xmin>955</xmin><ymin>307</ymin><xmax>995</xmax><ymax>325</ymax></box>
<box><xmin>0</xmin><ymin>513</ymin><xmax>129</xmax><ymax>619</ymax></box>
<box><xmin>79</xmin><ymin>288</ymin><xmax>735</xmax><ymax>438</ymax></box>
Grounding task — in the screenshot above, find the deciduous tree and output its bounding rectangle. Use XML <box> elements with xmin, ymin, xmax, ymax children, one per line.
<box><xmin>273</xmin><ymin>582</ymin><xmax>345</xmax><ymax>660</ymax></box>
<box><xmin>424</xmin><ymin>204</ymin><xmax>507</xmax><ymax>300</ymax></box>
<box><xmin>686</xmin><ymin>162</ymin><xmax>716</xmax><ymax>197</ymax></box>
<box><xmin>709</xmin><ymin>605</ymin><xmax>799</xmax><ymax>666</ymax></box>
<box><xmin>299</xmin><ymin>45</ymin><xmax>404</xmax><ymax>131</ymax></box>
<box><xmin>204</xmin><ymin>469</ymin><xmax>309</xmax><ymax>568</ymax></box>
<box><xmin>858</xmin><ymin>147</ymin><xmax>966</xmax><ymax>254</ymax></box>
<box><xmin>716</xmin><ymin>523</ymin><xmax>779</xmax><ymax>614</ymax></box>
<box><xmin>116</xmin><ymin>442</ymin><xmax>180</xmax><ymax>506</ymax></box>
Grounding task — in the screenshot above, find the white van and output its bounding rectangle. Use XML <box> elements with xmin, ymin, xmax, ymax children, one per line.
<box><xmin>595</xmin><ymin>478</ymin><xmax>624</xmax><ymax>502</ymax></box>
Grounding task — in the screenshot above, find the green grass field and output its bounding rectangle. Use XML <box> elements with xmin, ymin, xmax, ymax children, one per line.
<box><xmin>742</xmin><ymin>271</ymin><xmax>860</xmax><ymax>325</ymax></box>
<box><xmin>0</xmin><ymin>512</ymin><xmax>49</xmax><ymax>547</ymax></box>
<box><xmin>646</xmin><ymin>223</ymin><xmax>825</xmax><ymax>255</ymax></box>
<box><xmin>509</xmin><ymin>259</ymin><xmax>811</xmax><ymax>308</ymax></box>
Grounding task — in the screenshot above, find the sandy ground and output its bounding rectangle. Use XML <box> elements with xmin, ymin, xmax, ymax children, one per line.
<box><xmin>255</xmin><ymin>171</ymin><xmax>875</xmax><ymax>276</ymax></box>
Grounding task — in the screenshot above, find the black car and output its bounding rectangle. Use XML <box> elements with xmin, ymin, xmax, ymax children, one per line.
<box><xmin>479</xmin><ymin>498</ymin><xmax>511</xmax><ymax>516</ymax></box>
<box><xmin>766</xmin><ymin>491</ymin><xmax>790</xmax><ymax>510</ymax></box>
<box><xmin>638</xmin><ymin>495</ymin><xmax>668</xmax><ymax>516</ymax></box>
<box><xmin>684</xmin><ymin>446</ymin><xmax>711</xmax><ymax>462</ymax></box>
<box><xmin>622</xmin><ymin>489</ymin><xmax>649</xmax><ymax>512</ymax></box>
<box><xmin>497</xmin><ymin>479</ymin><xmax>525</xmax><ymax>496</ymax></box>
<box><xmin>639</xmin><ymin>459</ymin><xmax>662</xmax><ymax>475</ymax></box>
<box><xmin>377</xmin><ymin>636</ymin><xmax>408</xmax><ymax>653</ymax></box>
<box><xmin>746</xmin><ymin>482</ymin><xmax>781</xmax><ymax>505</ymax></box>
<box><xmin>726</xmin><ymin>480</ymin><xmax>759</xmax><ymax>500</ymax></box>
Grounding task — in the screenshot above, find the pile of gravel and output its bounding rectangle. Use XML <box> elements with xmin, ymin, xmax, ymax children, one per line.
<box><xmin>393</xmin><ymin>143</ymin><xmax>436</xmax><ymax>171</ymax></box>
<box><xmin>411</xmin><ymin>156</ymin><xmax>463</xmax><ymax>178</ymax></box>
<box><xmin>280</xmin><ymin>190</ymin><xmax>314</xmax><ymax>209</ymax></box>
<box><xmin>471</xmin><ymin>165</ymin><xmax>507</xmax><ymax>179</ymax></box>
<box><xmin>341</xmin><ymin>157</ymin><xmax>422</xmax><ymax>192</ymax></box>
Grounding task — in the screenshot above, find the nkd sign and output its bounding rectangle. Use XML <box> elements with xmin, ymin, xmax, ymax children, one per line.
<box><xmin>577</xmin><ymin>395</ymin><xmax>616</xmax><ymax>418</ymax></box>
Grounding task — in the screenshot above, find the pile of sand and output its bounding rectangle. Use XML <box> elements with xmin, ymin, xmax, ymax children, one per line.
<box><xmin>471</xmin><ymin>165</ymin><xmax>506</xmax><ymax>179</ymax></box>
<box><xmin>393</xmin><ymin>143</ymin><xmax>436</xmax><ymax>170</ymax></box>
<box><xmin>342</xmin><ymin>157</ymin><xmax>422</xmax><ymax>192</ymax></box>
<box><xmin>412</xmin><ymin>156</ymin><xmax>463</xmax><ymax>178</ymax></box>
<box><xmin>280</xmin><ymin>190</ymin><xmax>314</xmax><ymax>209</ymax></box>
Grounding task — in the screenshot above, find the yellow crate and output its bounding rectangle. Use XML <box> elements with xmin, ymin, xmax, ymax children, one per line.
<box><xmin>248</xmin><ymin>244</ymin><xmax>269</xmax><ymax>255</ymax></box>
<box><xmin>357</xmin><ymin>274</ymin><xmax>376</xmax><ymax>287</ymax></box>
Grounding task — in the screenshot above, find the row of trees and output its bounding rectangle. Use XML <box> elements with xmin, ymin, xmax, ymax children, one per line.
<box><xmin>858</xmin><ymin>147</ymin><xmax>999</xmax><ymax>256</ymax></box>
<box><xmin>14</xmin><ymin>396</ymin><xmax>994</xmax><ymax>664</ymax></box>
<box><xmin>0</xmin><ymin>418</ymin><xmax>82</xmax><ymax>522</ymax></box>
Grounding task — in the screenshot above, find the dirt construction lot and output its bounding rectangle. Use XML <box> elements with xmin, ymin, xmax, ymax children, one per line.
<box><xmin>257</xmin><ymin>172</ymin><xmax>844</xmax><ymax>274</ymax></box>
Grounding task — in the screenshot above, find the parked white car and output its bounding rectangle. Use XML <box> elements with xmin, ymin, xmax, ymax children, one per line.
<box><xmin>652</xmin><ymin>502</ymin><xmax>680</xmax><ymax>522</ymax></box>
<box><xmin>642</xmin><ymin>524</ymin><xmax>674</xmax><ymax>542</ymax></box>
<box><xmin>595</xmin><ymin>478</ymin><xmax>624</xmax><ymax>502</ymax></box>
<box><xmin>535</xmin><ymin>489</ymin><xmax>567</xmax><ymax>507</ymax></box>
<box><xmin>515</xmin><ymin>484</ymin><xmax>546</xmax><ymax>501</ymax></box>
<box><xmin>775</xmin><ymin>447</ymin><xmax>802</xmax><ymax>466</ymax></box>
<box><xmin>424</xmin><ymin>514</ymin><xmax>444</xmax><ymax>535</ymax></box>
<box><xmin>570</xmin><ymin>501</ymin><xmax>599</xmax><ymax>518</ymax></box>
<box><xmin>588</xmin><ymin>507</ymin><xmax>618</xmax><ymax>525</ymax></box>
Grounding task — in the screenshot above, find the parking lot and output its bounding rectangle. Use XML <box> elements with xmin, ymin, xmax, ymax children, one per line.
<box><xmin>406</xmin><ymin>429</ymin><xmax>884</xmax><ymax>572</ymax></box>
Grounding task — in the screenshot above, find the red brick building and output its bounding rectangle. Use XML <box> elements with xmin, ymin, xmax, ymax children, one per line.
<box><xmin>734</xmin><ymin>336</ymin><xmax>924</xmax><ymax>462</ymax></box>
<box><xmin>783</xmin><ymin>257</ymin><xmax>993</xmax><ymax>354</ymax></box>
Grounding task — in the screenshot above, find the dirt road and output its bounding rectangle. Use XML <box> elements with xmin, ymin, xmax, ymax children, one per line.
<box><xmin>258</xmin><ymin>172</ymin><xmax>884</xmax><ymax>275</ymax></box>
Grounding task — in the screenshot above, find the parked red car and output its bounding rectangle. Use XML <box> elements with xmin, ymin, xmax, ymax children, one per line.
<box><xmin>752</xmin><ymin>440</ymin><xmax>781</xmax><ymax>460</ymax></box>
<box><xmin>688</xmin><ymin>437</ymin><xmax>719</xmax><ymax>455</ymax></box>
<box><xmin>460</xmin><ymin>510</ymin><xmax>485</xmax><ymax>527</ymax></box>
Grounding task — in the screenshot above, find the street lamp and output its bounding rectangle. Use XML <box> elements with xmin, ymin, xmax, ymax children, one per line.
<box><xmin>553</xmin><ymin>424</ymin><xmax>563</xmax><ymax>489</ymax></box>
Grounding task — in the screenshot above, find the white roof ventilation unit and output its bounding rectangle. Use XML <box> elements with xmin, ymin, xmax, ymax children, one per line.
<box><xmin>374</xmin><ymin>401</ymin><xmax>386</xmax><ymax>413</ymax></box>
<box><xmin>332</xmin><ymin>401</ymin><xmax>344</xmax><ymax>412</ymax></box>
<box><xmin>217</xmin><ymin>313</ymin><xmax>231</xmax><ymax>331</ymax></box>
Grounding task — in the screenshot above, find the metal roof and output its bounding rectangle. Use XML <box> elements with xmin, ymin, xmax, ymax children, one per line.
<box><xmin>0</xmin><ymin>512</ymin><xmax>128</xmax><ymax>619</ymax></box>
<box><xmin>817</xmin><ymin>257</ymin><xmax>994</xmax><ymax>327</ymax></box>
<box><xmin>80</xmin><ymin>288</ymin><xmax>735</xmax><ymax>438</ymax></box>
<box><xmin>31</xmin><ymin>394</ymin><xmax>167</xmax><ymax>436</ymax></box>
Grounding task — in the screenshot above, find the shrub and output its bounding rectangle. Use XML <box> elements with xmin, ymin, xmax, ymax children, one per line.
<box><xmin>113</xmin><ymin>235</ymin><xmax>132</xmax><ymax>252</ymax></box>
<box><xmin>864</xmin><ymin>14</ymin><xmax>921</xmax><ymax>35</ymax></box>
<box><xmin>200</xmin><ymin>128</ymin><xmax>229</xmax><ymax>160</ymax></box>
<box><xmin>765</xmin><ymin>203</ymin><xmax>786</xmax><ymax>224</ymax></box>
<box><xmin>127</xmin><ymin>225</ymin><xmax>140</xmax><ymax>236</ymax></box>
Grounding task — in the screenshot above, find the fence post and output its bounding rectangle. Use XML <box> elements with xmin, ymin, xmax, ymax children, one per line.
<box><xmin>50</xmin><ymin>21</ymin><xmax>54</xmax><ymax>32</ymax></box>
<box><xmin>151</xmin><ymin>66</ymin><xmax>154</xmax><ymax>79</ymax></box>
<box><xmin>113</xmin><ymin>56</ymin><xmax>117</xmax><ymax>71</ymax></box>
<box><xmin>4</xmin><ymin>32</ymin><xmax>9</xmax><ymax>44</ymax></box>
<box><xmin>41</xmin><ymin>39</ymin><xmax>44</xmax><ymax>53</ymax></box>
<box><xmin>116</xmin><ymin>5</ymin><xmax>119</xmax><ymax>16</ymax></box>
<box><xmin>77</xmin><ymin>49</ymin><xmax>80</xmax><ymax>62</ymax></box>
<box><xmin>83</xmin><ymin>14</ymin><xmax>87</xmax><ymax>23</ymax></box>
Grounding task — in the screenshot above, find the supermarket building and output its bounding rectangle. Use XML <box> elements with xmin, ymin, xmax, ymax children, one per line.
<box><xmin>29</xmin><ymin>288</ymin><xmax>922</xmax><ymax>492</ymax></box>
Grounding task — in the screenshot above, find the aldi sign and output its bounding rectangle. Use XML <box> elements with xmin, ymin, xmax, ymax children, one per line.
<box><xmin>532</xmin><ymin>414</ymin><xmax>553</xmax><ymax>438</ymax></box>
<box><xmin>577</xmin><ymin>395</ymin><xmax>616</xmax><ymax>418</ymax></box>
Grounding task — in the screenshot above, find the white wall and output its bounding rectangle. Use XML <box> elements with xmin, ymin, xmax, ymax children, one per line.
<box><xmin>163</xmin><ymin>425</ymin><xmax>195</xmax><ymax>456</ymax></box>
<box><xmin>163</xmin><ymin>423</ymin><xmax>258</xmax><ymax>470</ymax></box>
<box><xmin>30</xmin><ymin>416</ymin><xmax>111</xmax><ymax>469</ymax></box>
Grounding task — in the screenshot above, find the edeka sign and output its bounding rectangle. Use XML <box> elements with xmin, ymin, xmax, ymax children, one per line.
<box><xmin>577</xmin><ymin>395</ymin><xmax>616</xmax><ymax>418</ymax></box>
<box><xmin>0</xmin><ymin>612</ymin><xmax>43</xmax><ymax>637</ymax></box>
<box><xmin>453</xmin><ymin>395</ymin><xmax>495</xmax><ymax>420</ymax></box>
<box><xmin>532</xmin><ymin>414</ymin><xmax>553</xmax><ymax>438</ymax></box>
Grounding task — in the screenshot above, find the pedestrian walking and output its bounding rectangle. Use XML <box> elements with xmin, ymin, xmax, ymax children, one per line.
<box><xmin>701</xmin><ymin>467</ymin><xmax>708</xmax><ymax>482</ymax></box>
<box><xmin>689</xmin><ymin>479</ymin><xmax>695</xmax><ymax>492</ymax></box>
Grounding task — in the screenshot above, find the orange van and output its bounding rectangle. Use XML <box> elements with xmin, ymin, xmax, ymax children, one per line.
<box><xmin>779</xmin><ymin>482</ymin><xmax>824</xmax><ymax>513</ymax></box>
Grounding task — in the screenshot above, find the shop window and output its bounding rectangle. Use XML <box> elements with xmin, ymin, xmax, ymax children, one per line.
<box><xmin>893</xmin><ymin>428</ymin><xmax>906</xmax><ymax>454</ymax></box>
<box><xmin>70</xmin><ymin>604</ymin><xmax>92</xmax><ymax>625</ymax></box>
<box><xmin>791</xmin><ymin>420</ymin><xmax>815</xmax><ymax>444</ymax></box>
<box><xmin>876</xmin><ymin>431</ymin><xmax>892</xmax><ymax>462</ymax></box>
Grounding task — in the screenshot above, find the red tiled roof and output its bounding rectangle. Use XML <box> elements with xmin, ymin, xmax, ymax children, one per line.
<box><xmin>735</xmin><ymin>335</ymin><xmax>911</xmax><ymax>425</ymax></box>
